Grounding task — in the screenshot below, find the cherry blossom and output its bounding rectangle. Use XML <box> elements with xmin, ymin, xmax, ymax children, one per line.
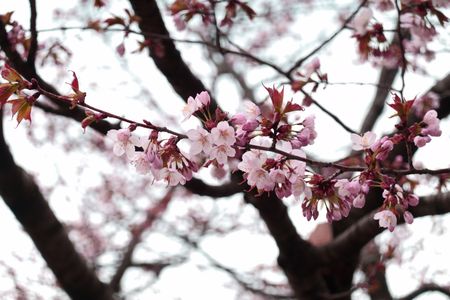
<box><xmin>157</xmin><ymin>167</ymin><xmax>186</xmax><ymax>186</ymax></box>
<box><xmin>182</xmin><ymin>96</ymin><xmax>201</xmax><ymax>121</ymax></box>
<box><xmin>352</xmin><ymin>7</ymin><xmax>373</xmax><ymax>36</ymax></box>
<box><xmin>211</xmin><ymin>121</ymin><xmax>236</xmax><ymax>146</ymax></box>
<box><xmin>107</xmin><ymin>128</ymin><xmax>142</xmax><ymax>159</ymax></box>
<box><xmin>187</xmin><ymin>127</ymin><xmax>213</xmax><ymax>155</ymax></box>
<box><xmin>210</xmin><ymin>144</ymin><xmax>236</xmax><ymax>165</ymax></box>
<box><xmin>351</xmin><ymin>131</ymin><xmax>376</xmax><ymax>150</ymax></box>
<box><xmin>374</xmin><ymin>210</ymin><xmax>397</xmax><ymax>232</ymax></box>
<box><xmin>131</xmin><ymin>152</ymin><xmax>152</xmax><ymax>174</ymax></box>
<box><xmin>403</xmin><ymin>211</ymin><xmax>414</xmax><ymax>224</ymax></box>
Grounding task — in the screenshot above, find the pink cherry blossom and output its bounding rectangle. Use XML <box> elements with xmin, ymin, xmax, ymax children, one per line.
<box><xmin>353</xmin><ymin>194</ymin><xmax>366</xmax><ymax>208</ymax></box>
<box><xmin>107</xmin><ymin>128</ymin><xmax>142</xmax><ymax>159</ymax></box>
<box><xmin>132</xmin><ymin>152</ymin><xmax>152</xmax><ymax>174</ymax></box>
<box><xmin>352</xmin><ymin>7</ymin><xmax>373</xmax><ymax>35</ymax></box>
<box><xmin>211</xmin><ymin>121</ymin><xmax>236</xmax><ymax>146</ymax></box>
<box><xmin>414</xmin><ymin>135</ymin><xmax>431</xmax><ymax>148</ymax></box>
<box><xmin>374</xmin><ymin>210</ymin><xmax>397</xmax><ymax>232</ymax></box>
<box><xmin>195</xmin><ymin>91</ymin><xmax>210</xmax><ymax>107</ymax></box>
<box><xmin>238</xmin><ymin>150</ymin><xmax>266</xmax><ymax>173</ymax></box>
<box><xmin>374</xmin><ymin>0</ymin><xmax>394</xmax><ymax>11</ymax></box>
<box><xmin>210</xmin><ymin>144</ymin><xmax>236</xmax><ymax>165</ymax></box>
<box><xmin>157</xmin><ymin>167</ymin><xmax>186</xmax><ymax>186</ymax></box>
<box><xmin>243</xmin><ymin>100</ymin><xmax>261</xmax><ymax>119</ymax></box>
<box><xmin>422</xmin><ymin>110</ymin><xmax>441</xmax><ymax>136</ymax></box>
<box><xmin>351</xmin><ymin>131</ymin><xmax>376</xmax><ymax>150</ymax></box>
<box><xmin>371</xmin><ymin>136</ymin><xmax>393</xmax><ymax>160</ymax></box>
<box><xmin>182</xmin><ymin>96</ymin><xmax>201</xmax><ymax>121</ymax></box>
<box><xmin>187</xmin><ymin>127</ymin><xmax>213</xmax><ymax>155</ymax></box>
<box><xmin>406</xmin><ymin>193</ymin><xmax>419</xmax><ymax>206</ymax></box>
<box><xmin>403</xmin><ymin>211</ymin><xmax>414</xmax><ymax>224</ymax></box>
<box><xmin>247</xmin><ymin>168</ymin><xmax>271</xmax><ymax>191</ymax></box>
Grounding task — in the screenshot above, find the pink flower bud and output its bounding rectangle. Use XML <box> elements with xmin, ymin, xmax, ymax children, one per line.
<box><xmin>403</xmin><ymin>211</ymin><xmax>414</xmax><ymax>224</ymax></box>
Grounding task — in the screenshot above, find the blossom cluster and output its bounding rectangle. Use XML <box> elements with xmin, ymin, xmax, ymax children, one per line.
<box><xmin>351</xmin><ymin>1</ymin><xmax>448</xmax><ymax>65</ymax></box>
<box><xmin>104</xmin><ymin>87</ymin><xmax>442</xmax><ymax>232</ymax></box>
<box><xmin>0</xmin><ymin>64</ymin><xmax>444</xmax><ymax>233</ymax></box>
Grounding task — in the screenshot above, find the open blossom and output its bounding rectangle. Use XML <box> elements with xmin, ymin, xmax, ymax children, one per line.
<box><xmin>351</xmin><ymin>131</ymin><xmax>376</xmax><ymax>150</ymax></box>
<box><xmin>157</xmin><ymin>167</ymin><xmax>186</xmax><ymax>186</ymax></box>
<box><xmin>107</xmin><ymin>128</ymin><xmax>143</xmax><ymax>159</ymax></box>
<box><xmin>243</xmin><ymin>100</ymin><xmax>261</xmax><ymax>119</ymax></box>
<box><xmin>131</xmin><ymin>152</ymin><xmax>152</xmax><ymax>174</ymax></box>
<box><xmin>238</xmin><ymin>150</ymin><xmax>266</xmax><ymax>173</ymax></box>
<box><xmin>374</xmin><ymin>210</ymin><xmax>397</xmax><ymax>232</ymax></box>
<box><xmin>182</xmin><ymin>96</ymin><xmax>201</xmax><ymax>121</ymax></box>
<box><xmin>182</xmin><ymin>91</ymin><xmax>210</xmax><ymax>121</ymax></box>
<box><xmin>352</xmin><ymin>7</ymin><xmax>373</xmax><ymax>35</ymax></box>
<box><xmin>211</xmin><ymin>121</ymin><xmax>236</xmax><ymax>146</ymax></box>
<box><xmin>187</xmin><ymin>127</ymin><xmax>212</xmax><ymax>155</ymax></box>
<box><xmin>210</xmin><ymin>144</ymin><xmax>235</xmax><ymax>165</ymax></box>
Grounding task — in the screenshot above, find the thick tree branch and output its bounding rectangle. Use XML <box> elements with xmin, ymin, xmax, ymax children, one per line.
<box><xmin>360</xmin><ymin>66</ymin><xmax>398</xmax><ymax>133</ymax></box>
<box><xmin>318</xmin><ymin>192</ymin><xmax>450</xmax><ymax>266</ymax></box>
<box><xmin>27</xmin><ymin>0</ymin><xmax>38</xmax><ymax>68</ymax></box>
<box><xmin>183</xmin><ymin>174</ymin><xmax>243</xmax><ymax>198</ymax></box>
<box><xmin>128</xmin><ymin>0</ymin><xmax>218</xmax><ymax>113</ymax></box>
<box><xmin>396</xmin><ymin>283</ymin><xmax>450</xmax><ymax>300</ymax></box>
<box><xmin>0</xmin><ymin>110</ymin><xmax>113</xmax><ymax>300</ymax></box>
<box><xmin>245</xmin><ymin>192</ymin><xmax>327</xmax><ymax>299</ymax></box>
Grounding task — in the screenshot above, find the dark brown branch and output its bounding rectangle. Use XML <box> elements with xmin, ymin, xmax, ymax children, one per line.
<box><xmin>27</xmin><ymin>0</ymin><xmax>38</xmax><ymax>68</ymax></box>
<box><xmin>245</xmin><ymin>192</ymin><xmax>328</xmax><ymax>299</ymax></box>
<box><xmin>0</xmin><ymin>110</ymin><xmax>114</xmax><ymax>300</ymax></box>
<box><xmin>109</xmin><ymin>188</ymin><xmax>174</xmax><ymax>292</ymax></box>
<box><xmin>396</xmin><ymin>283</ymin><xmax>450</xmax><ymax>300</ymax></box>
<box><xmin>360</xmin><ymin>67</ymin><xmax>398</xmax><ymax>133</ymax></box>
<box><xmin>128</xmin><ymin>0</ymin><xmax>218</xmax><ymax>113</ymax></box>
<box><xmin>318</xmin><ymin>192</ymin><xmax>450</xmax><ymax>266</ymax></box>
<box><xmin>184</xmin><ymin>173</ymin><xmax>243</xmax><ymax>198</ymax></box>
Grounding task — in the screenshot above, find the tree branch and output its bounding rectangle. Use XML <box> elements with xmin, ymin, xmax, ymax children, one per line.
<box><xmin>318</xmin><ymin>192</ymin><xmax>450</xmax><ymax>266</ymax></box>
<box><xmin>27</xmin><ymin>0</ymin><xmax>38</xmax><ymax>68</ymax></box>
<box><xmin>128</xmin><ymin>0</ymin><xmax>218</xmax><ymax>113</ymax></box>
<box><xmin>109</xmin><ymin>188</ymin><xmax>174</xmax><ymax>292</ymax></box>
<box><xmin>245</xmin><ymin>192</ymin><xmax>328</xmax><ymax>299</ymax></box>
<box><xmin>396</xmin><ymin>283</ymin><xmax>450</xmax><ymax>300</ymax></box>
<box><xmin>0</xmin><ymin>110</ymin><xmax>114</xmax><ymax>300</ymax></box>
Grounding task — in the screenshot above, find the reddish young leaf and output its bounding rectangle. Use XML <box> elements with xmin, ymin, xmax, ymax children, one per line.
<box><xmin>283</xmin><ymin>101</ymin><xmax>304</xmax><ymax>114</ymax></box>
<box><xmin>0</xmin><ymin>83</ymin><xmax>19</xmax><ymax>108</ymax></box>
<box><xmin>265</xmin><ymin>85</ymin><xmax>284</xmax><ymax>113</ymax></box>
<box><xmin>8</xmin><ymin>97</ymin><xmax>33</xmax><ymax>125</ymax></box>
<box><xmin>238</xmin><ymin>2</ymin><xmax>256</xmax><ymax>20</ymax></box>
<box><xmin>70</xmin><ymin>71</ymin><xmax>79</xmax><ymax>91</ymax></box>
<box><xmin>0</xmin><ymin>11</ymin><xmax>14</xmax><ymax>25</ymax></box>
<box><xmin>94</xmin><ymin>0</ymin><xmax>106</xmax><ymax>8</ymax></box>
<box><xmin>1</xmin><ymin>64</ymin><xmax>23</xmax><ymax>83</ymax></box>
<box><xmin>388</xmin><ymin>93</ymin><xmax>415</xmax><ymax>122</ymax></box>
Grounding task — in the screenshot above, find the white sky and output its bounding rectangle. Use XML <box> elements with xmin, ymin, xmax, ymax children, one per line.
<box><xmin>1</xmin><ymin>1</ymin><xmax>450</xmax><ymax>299</ymax></box>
